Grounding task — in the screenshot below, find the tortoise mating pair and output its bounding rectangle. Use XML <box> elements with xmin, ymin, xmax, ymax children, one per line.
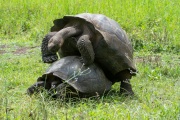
<box><xmin>28</xmin><ymin>13</ymin><xmax>137</xmax><ymax>97</ymax></box>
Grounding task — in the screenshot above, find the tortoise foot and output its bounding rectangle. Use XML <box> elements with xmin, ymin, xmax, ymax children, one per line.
<box><xmin>120</xmin><ymin>79</ymin><xmax>134</xmax><ymax>96</ymax></box>
<box><xmin>120</xmin><ymin>89</ymin><xmax>134</xmax><ymax>96</ymax></box>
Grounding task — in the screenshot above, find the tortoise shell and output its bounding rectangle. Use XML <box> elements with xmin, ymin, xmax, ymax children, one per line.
<box><xmin>42</xmin><ymin>56</ymin><xmax>112</xmax><ymax>96</ymax></box>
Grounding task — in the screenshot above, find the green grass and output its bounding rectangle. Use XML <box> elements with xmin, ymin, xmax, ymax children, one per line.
<box><xmin>0</xmin><ymin>0</ymin><xmax>180</xmax><ymax>119</ymax></box>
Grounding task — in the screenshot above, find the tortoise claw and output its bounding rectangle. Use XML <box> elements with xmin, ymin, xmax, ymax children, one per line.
<box><xmin>120</xmin><ymin>89</ymin><xmax>134</xmax><ymax>96</ymax></box>
<box><xmin>42</xmin><ymin>54</ymin><xmax>58</xmax><ymax>63</ymax></box>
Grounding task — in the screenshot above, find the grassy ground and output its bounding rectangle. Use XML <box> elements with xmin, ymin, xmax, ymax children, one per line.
<box><xmin>0</xmin><ymin>0</ymin><xmax>179</xmax><ymax>119</ymax></box>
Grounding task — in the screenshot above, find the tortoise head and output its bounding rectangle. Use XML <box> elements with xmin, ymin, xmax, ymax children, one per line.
<box><xmin>41</xmin><ymin>32</ymin><xmax>58</xmax><ymax>63</ymax></box>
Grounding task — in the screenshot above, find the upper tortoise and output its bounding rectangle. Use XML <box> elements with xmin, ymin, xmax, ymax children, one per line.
<box><xmin>41</xmin><ymin>13</ymin><xmax>137</xmax><ymax>95</ymax></box>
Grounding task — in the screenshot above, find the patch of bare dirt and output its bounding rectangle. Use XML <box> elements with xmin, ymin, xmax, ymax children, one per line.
<box><xmin>135</xmin><ymin>55</ymin><xmax>161</xmax><ymax>62</ymax></box>
<box><xmin>0</xmin><ymin>50</ymin><xmax>6</xmax><ymax>54</ymax></box>
<box><xmin>135</xmin><ymin>55</ymin><xmax>161</xmax><ymax>64</ymax></box>
<box><xmin>13</xmin><ymin>47</ymin><xmax>30</xmax><ymax>55</ymax></box>
<box><xmin>0</xmin><ymin>45</ymin><xmax>8</xmax><ymax>54</ymax></box>
<box><xmin>12</xmin><ymin>46</ymin><xmax>39</xmax><ymax>55</ymax></box>
<box><xmin>0</xmin><ymin>45</ymin><xmax>39</xmax><ymax>55</ymax></box>
<box><xmin>0</xmin><ymin>45</ymin><xmax>8</xmax><ymax>49</ymax></box>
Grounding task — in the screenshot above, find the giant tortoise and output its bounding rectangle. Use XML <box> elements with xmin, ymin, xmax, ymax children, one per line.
<box><xmin>27</xmin><ymin>56</ymin><xmax>112</xmax><ymax>98</ymax></box>
<box><xmin>41</xmin><ymin>13</ymin><xmax>137</xmax><ymax>95</ymax></box>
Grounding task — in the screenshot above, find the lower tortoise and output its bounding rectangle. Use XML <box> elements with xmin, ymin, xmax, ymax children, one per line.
<box><xmin>41</xmin><ymin>13</ymin><xmax>137</xmax><ymax>95</ymax></box>
<box><xmin>27</xmin><ymin>56</ymin><xmax>112</xmax><ymax>98</ymax></box>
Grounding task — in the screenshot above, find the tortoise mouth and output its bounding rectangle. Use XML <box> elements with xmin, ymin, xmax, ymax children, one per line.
<box><xmin>40</xmin><ymin>73</ymin><xmax>63</xmax><ymax>90</ymax></box>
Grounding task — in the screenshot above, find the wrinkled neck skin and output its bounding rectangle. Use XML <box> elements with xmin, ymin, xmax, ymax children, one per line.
<box><xmin>50</xmin><ymin>27</ymin><xmax>83</xmax><ymax>49</ymax></box>
<box><xmin>59</xmin><ymin>27</ymin><xmax>82</xmax><ymax>40</ymax></box>
<box><xmin>41</xmin><ymin>26</ymin><xmax>83</xmax><ymax>63</ymax></box>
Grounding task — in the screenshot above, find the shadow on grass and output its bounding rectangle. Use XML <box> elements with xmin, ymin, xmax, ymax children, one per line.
<box><xmin>27</xmin><ymin>88</ymin><xmax>140</xmax><ymax>109</ymax></box>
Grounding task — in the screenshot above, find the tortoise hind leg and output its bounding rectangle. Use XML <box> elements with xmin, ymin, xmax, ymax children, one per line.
<box><xmin>120</xmin><ymin>79</ymin><xmax>134</xmax><ymax>96</ymax></box>
<box><xmin>116</xmin><ymin>69</ymin><xmax>134</xmax><ymax>96</ymax></box>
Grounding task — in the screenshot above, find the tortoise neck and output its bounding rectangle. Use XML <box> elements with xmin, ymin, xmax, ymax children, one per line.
<box><xmin>55</xmin><ymin>26</ymin><xmax>82</xmax><ymax>40</ymax></box>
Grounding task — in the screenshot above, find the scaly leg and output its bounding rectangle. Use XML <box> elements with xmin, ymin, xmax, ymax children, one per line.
<box><xmin>115</xmin><ymin>70</ymin><xmax>134</xmax><ymax>95</ymax></box>
<box><xmin>48</xmin><ymin>27</ymin><xmax>82</xmax><ymax>53</ymax></box>
<box><xmin>77</xmin><ymin>35</ymin><xmax>95</xmax><ymax>65</ymax></box>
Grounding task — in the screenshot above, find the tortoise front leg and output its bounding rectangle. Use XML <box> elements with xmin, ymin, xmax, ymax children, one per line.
<box><xmin>41</xmin><ymin>32</ymin><xmax>58</xmax><ymax>63</ymax></box>
<box><xmin>27</xmin><ymin>81</ymin><xmax>46</xmax><ymax>96</ymax></box>
<box><xmin>77</xmin><ymin>35</ymin><xmax>95</xmax><ymax>65</ymax></box>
